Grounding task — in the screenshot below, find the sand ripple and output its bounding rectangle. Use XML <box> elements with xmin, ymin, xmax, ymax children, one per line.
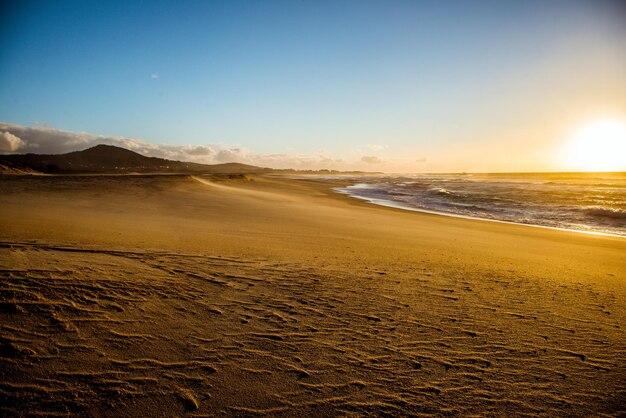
<box><xmin>1</xmin><ymin>242</ymin><xmax>624</xmax><ymax>416</ymax></box>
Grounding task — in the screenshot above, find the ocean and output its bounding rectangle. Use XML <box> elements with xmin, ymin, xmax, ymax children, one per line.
<box><xmin>331</xmin><ymin>172</ymin><xmax>626</xmax><ymax>237</ymax></box>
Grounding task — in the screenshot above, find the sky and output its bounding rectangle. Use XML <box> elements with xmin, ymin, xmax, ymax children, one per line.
<box><xmin>1</xmin><ymin>0</ymin><xmax>625</xmax><ymax>172</ymax></box>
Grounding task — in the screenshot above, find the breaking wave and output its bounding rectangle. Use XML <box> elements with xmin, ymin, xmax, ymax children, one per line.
<box><xmin>582</xmin><ymin>207</ymin><xmax>626</xmax><ymax>221</ymax></box>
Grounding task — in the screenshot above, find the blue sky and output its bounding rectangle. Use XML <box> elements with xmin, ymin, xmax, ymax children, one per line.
<box><xmin>1</xmin><ymin>0</ymin><xmax>624</xmax><ymax>171</ymax></box>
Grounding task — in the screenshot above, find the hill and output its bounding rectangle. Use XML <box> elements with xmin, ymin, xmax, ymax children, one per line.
<box><xmin>0</xmin><ymin>144</ymin><xmax>269</xmax><ymax>174</ymax></box>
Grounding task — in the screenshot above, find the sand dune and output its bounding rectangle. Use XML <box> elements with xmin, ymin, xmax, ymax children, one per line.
<box><xmin>0</xmin><ymin>174</ymin><xmax>624</xmax><ymax>416</ymax></box>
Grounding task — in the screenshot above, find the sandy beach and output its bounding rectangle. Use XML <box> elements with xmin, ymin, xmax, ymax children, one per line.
<box><xmin>1</xmin><ymin>174</ymin><xmax>624</xmax><ymax>416</ymax></box>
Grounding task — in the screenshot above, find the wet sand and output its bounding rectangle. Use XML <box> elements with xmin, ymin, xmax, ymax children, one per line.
<box><xmin>0</xmin><ymin>174</ymin><xmax>624</xmax><ymax>416</ymax></box>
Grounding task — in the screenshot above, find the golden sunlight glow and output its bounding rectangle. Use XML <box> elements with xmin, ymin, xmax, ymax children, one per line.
<box><xmin>559</xmin><ymin>119</ymin><xmax>626</xmax><ymax>172</ymax></box>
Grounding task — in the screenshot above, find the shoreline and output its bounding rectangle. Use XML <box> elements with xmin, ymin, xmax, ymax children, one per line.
<box><xmin>334</xmin><ymin>185</ymin><xmax>626</xmax><ymax>239</ymax></box>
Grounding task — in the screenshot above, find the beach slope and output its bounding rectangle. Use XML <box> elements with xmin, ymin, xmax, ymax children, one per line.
<box><xmin>0</xmin><ymin>174</ymin><xmax>624</xmax><ymax>416</ymax></box>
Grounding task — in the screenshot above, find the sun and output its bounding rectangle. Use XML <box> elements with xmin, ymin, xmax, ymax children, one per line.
<box><xmin>559</xmin><ymin>118</ymin><xmax>626</xmax><ymax>172</ymax></box>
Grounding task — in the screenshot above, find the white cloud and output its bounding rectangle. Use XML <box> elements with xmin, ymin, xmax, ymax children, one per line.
<box><xmin>361</xmin><ymin>155</ymin><xmax>382</xmax><ymax>164</ymax></box>
<box><xmin>151</xmin><ymin>73</ymin><xmax>159</xmax><ymax>80</ymax></box>
<box><xmin>184</xmin><ymin>145</ymin><xmax>215</xmax><ymax>156</ymax></box>
<box><xmin>0</xmin><ymin>131</ymin><xmax>24</xmax><ymax>152</ymax></box>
